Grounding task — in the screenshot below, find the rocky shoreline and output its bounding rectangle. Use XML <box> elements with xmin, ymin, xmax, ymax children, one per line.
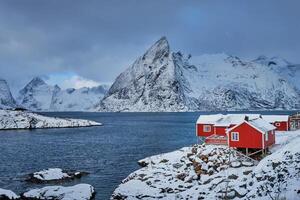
<box><xmin>112</xmin><ymin>131</ymin><xmax>300</xmax><ymax>200</ymax></box>
<box><xmin>0</xmin><ymin>109</ymin><xmax>102</xmax><ymax>130</ymax></box>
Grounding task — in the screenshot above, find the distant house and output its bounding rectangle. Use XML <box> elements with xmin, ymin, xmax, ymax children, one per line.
<box><xmin>289</xmin><ymin>113</ymin><xmax>300</xmax><ymax>130</ymax></box>
<box><xmin>196</xmin><ymin>114</ymin><xmax>261</xmax><ymax>137</ymax></box>
<box><xmin>262</xmin><ymin>115</ymin><xmax>290</xmax><ymax>131</ymax></box>
<box><xmin>226</xmin><ymin>118</ymin><xmax>276</xmax><ymax>152</ymax></box>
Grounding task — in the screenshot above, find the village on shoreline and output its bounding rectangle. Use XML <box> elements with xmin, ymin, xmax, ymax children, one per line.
<box><xmin>112</xmin><ymin>112</ymin><xmax>300</xmax><ymax>200</ymax></box>
<box><xmin>0</xmin><ymin>112</ymin><xmax>300</xmax><ymax>199</ymax></box>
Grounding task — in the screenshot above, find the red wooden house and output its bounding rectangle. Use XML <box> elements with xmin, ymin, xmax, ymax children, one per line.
<box><xmin>262</xmin><ymin>115</ymin><xmax>290</xmax><ymax>131</ymax></box>
<box><xmin>226</xmin><ymin>118</ymin><xmax>276</xmax><ymax>152</ymax></box>
<box><xmin>196</xmin><ymin>114</ymin><xmax>261</xmax><ymax>137</ymax></box>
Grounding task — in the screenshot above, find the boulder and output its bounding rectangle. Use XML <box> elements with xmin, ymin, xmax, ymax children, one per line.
<box><xmin>26</xmin><ymin>168</ymin><xmax>88</xmax><ymax>183</ymax></box>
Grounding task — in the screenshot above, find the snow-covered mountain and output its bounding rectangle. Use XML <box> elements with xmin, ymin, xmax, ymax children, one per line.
<box><xmin>50</xmin><ymin>85</ymin><xmax>109</xmax><ymax>111</ymax></box>
<box><xmin>17</xmin><ymin>77</ymin><xmax>109</xmax><ymax>111</ymax></box>
<box><xmin>97</xmin><ymin>37</ymin><xmax>300</xmax><ymax>112</ymax></box>
<box><xmin>0</xmin><ymin>79</ymin><xmax>17</xmax><ymax>109</ymax></box>
<box><xmin>17</xmin><ymin>77</ymin><xmax>60</xmax><ymax>111</ymax></box>
<box><xmin>253</xmin><ymin>56</ymin><xmax>300</xmax><ymax>94</ymax></box>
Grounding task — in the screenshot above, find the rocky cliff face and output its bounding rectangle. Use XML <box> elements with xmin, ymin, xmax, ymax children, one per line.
<box><xmin>0</xmin><ymin>79</ymin><xmax>17</xmax><ymax>109</ymax></box>
<box><xmin>97</xmin><ymin>37</ymin><xmax>300</xmax><ymax>112</ymax></box>
<box><xmin>98</xmin><ymin>37</ymin><xmax>188</xmax><ymax>112</ymax></box>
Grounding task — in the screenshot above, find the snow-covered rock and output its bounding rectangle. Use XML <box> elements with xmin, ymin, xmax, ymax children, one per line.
<box><xmin>97</xmin><ymin>37</ymin><xmax>300</xmax><ymax>112</ymax></box>
<box><xmin>17</xmin><ymin>77</ymin><xmax>59</xmax><ymax>111</ymax></box>
<box><xmin>0</xmin><ymin>79</ymin><xmax>17</xmax><ymax>109</ymax></box>
<box><xmin>0</xmin><ymin>109</ymin><xmax>101</xmax><ymax>130</ymax></box>
<box><xmin>112</xmin><ymin>130</ymin><xmax>300</xmax><ymax>199</ymax></box>
<box><xmin>0</xmin><ymin>188</ymin><xmax>19</xmax><ymax>200</ymax></box>
<box><xmin>22</xmin><ymin>184</ymin><xmax>95</xmax><ymax>200</ymax></box>
<box><xmin>27</xmin><ymin>168</ymin><xmax>88</xmax><ymax>183</ymax></box>
<box><xmin>50</xmin><ymin>85</ymin><xmax>109</xmax><ymax>111</ymax></box>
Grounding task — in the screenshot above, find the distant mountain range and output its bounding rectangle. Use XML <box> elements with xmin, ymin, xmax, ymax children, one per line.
<box><xmin>0</xmin><ymin>77</ymin><xmax>109</xmax><ymax>111</ymax></box>
<box><xmin>97</xmin><ymin>37</ymin><xmax>300</xmax><ymax>111</ymax></box>
<box><xmin>1</xmin><ymin>37</ymin><xmax>299</xmax><ymax>112</ymax></box>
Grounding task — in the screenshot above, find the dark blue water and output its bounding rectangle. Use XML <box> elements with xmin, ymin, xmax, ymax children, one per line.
<box><xmin>0</xmin><ymin>111</ymin><xmax>297</xmax><ymax>199</ymax></box>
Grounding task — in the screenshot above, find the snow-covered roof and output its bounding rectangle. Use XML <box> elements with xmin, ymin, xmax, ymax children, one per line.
<box><xmin>262</xmin><ymin>115</ymin><xmax>289</xmax><ymax>123</ymax></box>
<box><xmin>196</xmin><ymin>114</ymin><xmax>261</xmax><ymax>126</ymax></box>
<box><xmin>248</xmin><ymin>118</ymin><xmax>277</xmax><ymax>133</ymax></box>
<box><xmin>227</xmin><ymin>118</ymin><xmax>276</xmax><ymax>134</ymax></box>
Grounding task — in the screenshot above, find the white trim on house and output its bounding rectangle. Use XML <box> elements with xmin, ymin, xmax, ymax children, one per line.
<box><xmin>265</xmin><ymin>131</ymin><xmax>268</xmax><ymax>141</ymax></box>
<box><xmin>226</xmin><ymin>120</ymin><xmax>275</xmax><ymax>135</ymax></box>
<box><xmin>231</xmin><ymin>132</ymin><xmax>239</xmax><ymax>141</ymax></box>
<box><xmin>203</xmin><ymin>125</ymin><xmax>211</xmax><ymax>132</ymax></box>
<box><xmin>262</xmin><ymin>133</ymin><xmax>265</xmax><ymax>149</ymax></box>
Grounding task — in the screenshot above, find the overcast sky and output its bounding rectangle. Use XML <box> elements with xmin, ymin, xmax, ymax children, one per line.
<box><xmin>0</xmin><ymin>0</ymin><xmax>299</xmax><ymax>93</ymax></box>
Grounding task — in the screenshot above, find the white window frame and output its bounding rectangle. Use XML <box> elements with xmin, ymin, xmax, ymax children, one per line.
<box><xmin>231</xmin><ymin>132</ymin><xmax>239</xmax><ymax>141</ymax></box>
<box><xmin>265</xmin><ymin>132</ymin><xmax>269</xmax><ymax>141</ymax></box>
<box><xmin>275</xmin><ymin>122</ymin><xmax>280</xmax><ymax>126</ymax></box>
<box><xmin>203</xmin><ymin>125</ymin><xmax>211</xmax><ymax>132</ymax></box>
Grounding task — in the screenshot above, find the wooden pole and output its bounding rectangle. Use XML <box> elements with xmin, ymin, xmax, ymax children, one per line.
<box><xmin>246</xmin><ymin>148</ymin><xmax>249</xmax><ymax>156</ymax></box>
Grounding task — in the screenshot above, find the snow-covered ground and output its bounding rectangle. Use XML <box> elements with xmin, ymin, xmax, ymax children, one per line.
<box><xmin>0</xmin><ymin>188</ymin><xmax>19</xmax><ymax>199</ymax></box>
<box><xmin>27</xmin><ymin>168</ymin><xmax>87</xmax><ymax>183</ymax></box>
<box><xmin>22</xmin><ymin>184</ymin><xmax>95</xmax><ymax>200</ymax></box>
<box><xmin>112</xmin><ymin>130</ymin><xmax>300</xmax><ymax>199</ymax></box>
<box><xmin>0</xmin><ymin>109</ymin><xmax>101</xmax><ymax>130</ymax></box>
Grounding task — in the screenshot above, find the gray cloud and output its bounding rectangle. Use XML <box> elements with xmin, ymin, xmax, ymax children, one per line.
<box><xmin>0</xmin><ymin>0</ymin><xmax>299</xmax><ymax>92</ymax></box>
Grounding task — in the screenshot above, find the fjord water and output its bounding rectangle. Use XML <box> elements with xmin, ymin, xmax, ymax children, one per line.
<box><xmin>0</xmin><ymin>111</ymin><xmax>295</xmax><ymax>199</ymax></box>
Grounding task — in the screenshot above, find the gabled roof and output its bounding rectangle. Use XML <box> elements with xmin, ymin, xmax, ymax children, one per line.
<box><xmin>262</xmin><ymin>115</ymin><xmax>289</xmax><ymax>123</ymax></box>
<box><xmin>227</xmin><ymin>118</ymin><xmax>276</xmax><ymax>134</ymax></box>
<box><xmin>196</xmin><ymin>114</ymin><xmax>261</xmax><ymax>126</ymax></box>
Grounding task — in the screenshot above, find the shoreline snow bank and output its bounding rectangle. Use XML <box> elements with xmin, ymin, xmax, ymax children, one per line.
<box><xmin>112</xmin><ymin>130</ymin><xmax>300</xmax><ymax>200</ymax></box>
<box><xmin>0</xmin><ymin>109</ymin><xmax>101</xmax><ymax>130</ymax></box>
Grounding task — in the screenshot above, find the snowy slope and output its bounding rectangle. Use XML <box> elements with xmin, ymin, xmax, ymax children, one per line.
<box><xmin>0</xmin><ymin>79</ymin><xmax>17</xmax><ymax>109</ymax></box>
<box><xmin>50</xmin><ymin>85</ymin><xmax>109</xmax><ymax>111</ymax></box>
<box><xmin>253</xmin><ymin>56</ymin><xmax>300</xmax><ymax>94</ymax></box>
<box><xmin>97</xmin><ymin>37</ymin><xmax>300</xmax><ymax>112</ymax></box>
<box><xmin>0</xmin><ymin>109</ymin><xmax>101</xmax><ymax>130</ymax></box>
<box><xmin>17</xmin><ymin>77</ymin><xmax>60</xmax><ymax>111</ymax></box>
<box><xmin>112</xmin><ymin>130</ymin><xmax>300</xmax><ymax>199</ymax></box>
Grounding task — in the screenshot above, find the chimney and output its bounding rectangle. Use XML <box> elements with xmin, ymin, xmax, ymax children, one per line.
<box><xmin>245</xmin><ymin>116</ymin><xmax>249</xmax><ymax>121</ymax></box>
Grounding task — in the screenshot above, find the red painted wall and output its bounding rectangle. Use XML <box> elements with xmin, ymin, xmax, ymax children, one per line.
<box><xmin>264</xmin><ymin>130</ymin><xmax>275</xmax><ymax>148</ymax></box>
<box><xmin>272</xmin><ymin>121</ymin><xmax>289</xmax><ymax>131</ymax></box>
<box><xmin>197</xmin><ymin>124</ymin><xmax>214</xmax><ymax>137</ymax></box>
<box><xmin>228</xmin><ymin>122</ymin><xmax>263</xmax><ymax>149</ymax></box>
<box><xmin>214</xmin><ymin>126</ymin><xmax>226</xmax><ymax>136</ymax></box>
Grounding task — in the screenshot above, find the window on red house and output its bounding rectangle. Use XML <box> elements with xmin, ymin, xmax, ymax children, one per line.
<box><xmin>231</xmin><ymin>132</ymin><xmax>239</xmax><ymax>141</ymax></box>
<box><xmin>203</xmin><ymin>125</ymin><xmax>211</xmax><ymax>132</ymax></box>
<box><xmin>275</xmin><ymin>122</ymin><xmax>280</xmax><ymax>126</ymax></box>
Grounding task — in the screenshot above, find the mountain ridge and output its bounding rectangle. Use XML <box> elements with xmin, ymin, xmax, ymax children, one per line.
<box><xmin>97</xmin><ymin>37</ymin><xmax>300</xmax><ymax>112</ymax></box>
